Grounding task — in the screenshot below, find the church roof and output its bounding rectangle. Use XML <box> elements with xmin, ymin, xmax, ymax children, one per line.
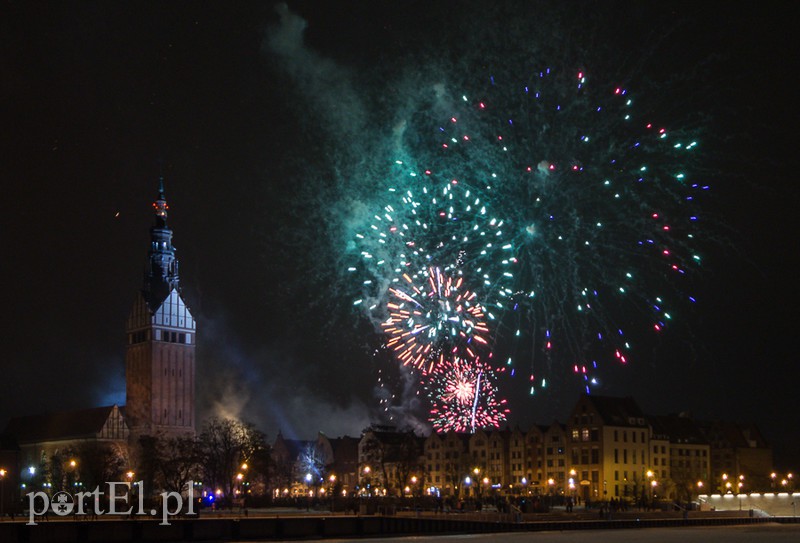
<box><xmin>2</xmin><ymin>405</ymin><xmax>123</xmax><ymax>444</ymax></box>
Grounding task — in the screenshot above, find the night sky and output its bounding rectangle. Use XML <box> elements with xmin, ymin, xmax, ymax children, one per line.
<box><xmin>1</xmin><ymin>2</ymin><xmax>797</xmax><ymax>467</ymax></box>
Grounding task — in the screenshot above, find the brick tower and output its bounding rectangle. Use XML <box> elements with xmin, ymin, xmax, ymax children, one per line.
<box><xmin>125</xmin><ymin>179</ymin><xmax>196</xmax><ymax>437</ymax></box>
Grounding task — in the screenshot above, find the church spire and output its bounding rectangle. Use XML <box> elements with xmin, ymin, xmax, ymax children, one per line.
<box><xmin>143</xmin><ymin>177</ymin><xmax>179</xmax><ymax>310</ymax></box>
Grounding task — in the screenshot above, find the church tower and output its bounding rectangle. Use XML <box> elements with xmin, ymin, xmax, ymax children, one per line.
<box><xmin>125</xmin><ymin>179</ymin><xmax>196</xmax><ymax>437</ymax></box>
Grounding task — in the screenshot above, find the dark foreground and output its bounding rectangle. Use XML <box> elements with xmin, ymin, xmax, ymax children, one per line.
<box><xmin>317</xmin><ymin>524</ymin><xmax>800</xmax><ymax>543</ymax></box>
<box><xmin>1</xmin><ymin>512</ymin><xmax>799</xmax><ymax>543</ymax></box>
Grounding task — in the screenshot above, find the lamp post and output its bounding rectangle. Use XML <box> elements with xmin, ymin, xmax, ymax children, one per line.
<box><xmin>0</xmin><ymin>468</ymin><xmax>6</xmax><ymax>520</ymax></box>
<box><xmin>305</xmin><ymin>473</ymin><xmax>312</xmax><ymax>510</ymax></box>
<box><xmin>362</xmin><ymin>466</ymin><xmax>371</xmax><ymax>497</ymax></box>
<box><xmin>328</xmin><ymin>475</ymin><xmax>336</xmax><ymax>512</ymax></box>
<box><xmin>737</xmin><ymin>475</ymin><xmax>744</xmax><ymax>511</ymax></box>
<box><xmin>409</xmin><ymin>475</ymin><xmax>418</xmax><ymax>511</ymax></box>
<box><xmin>567</xmin><ymin>471</ymin><xmax>576</xmax><ymax>512</ymax></box>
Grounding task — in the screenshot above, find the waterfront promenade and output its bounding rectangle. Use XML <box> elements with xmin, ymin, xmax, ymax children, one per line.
<box><xmin>0</xmin><ymin>506</ymin><xmax>798</xmax><ymax>542</ymax></box>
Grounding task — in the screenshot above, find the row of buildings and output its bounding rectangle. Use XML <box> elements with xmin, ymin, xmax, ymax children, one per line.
<box><xmin>0</xmin><ymin>184</ymin><xmax>781</xmax><ymax>509</ymax></box>
<box><xmin>273</xmin><ymin>394</ymin><xmax>775</xmax><ymax>503</ymax></box>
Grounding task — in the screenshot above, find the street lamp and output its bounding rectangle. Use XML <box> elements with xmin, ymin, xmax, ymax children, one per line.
<box><xmin>327</xmin><ymin>474</ymin><xmax>336</xmax><ymax>512</ymax></box>
<box><xmin>737</xmin><ymin>475</ymin><xmax>744</xmax><ymax>510</ymax></box>
<box><xmin>568</xmin><ymin>469</ymin><xmax>577</xmax><ymax>506</ymax></box>
<box><xmin>305</xmin><ymin>473</ymin><xmax>313</xmax><ymax>510</ymax></box>
<box><xmin>362</xmin><ymin>466</ymin><xmax>371</xmax><ymax>496</ymax></box>
<box><xmin>0</xmin><ymin>468</ymin><xmax>6</xmax><ymax>519</ymax></box>
<box><xmin>646</xmin><ymin>470</ymin><xmax>655</xmax><ymax>507</ymax></box>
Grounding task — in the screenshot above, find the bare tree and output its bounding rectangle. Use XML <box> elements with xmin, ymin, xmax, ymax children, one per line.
<box><xmin>198</xmin><ymin>417</ymin><xmax>270</xmax><ymax>504</ymax></box>
<box><xmin>295</xmin><ymin>443</ymin><xmax>326</xmax><ymax>488</ymax></box>
<box><xmin>160</xmin><ymin>435</ymin><xmax>201</xmax><ymax>494</ymax></box>
<box><xmin>66</xmin><ymin>441</ymin><xmax>127</xmax><ymax>497</ymax></box>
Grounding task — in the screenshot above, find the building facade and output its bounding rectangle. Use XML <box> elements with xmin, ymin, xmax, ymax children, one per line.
<box><xmin>265</xmin><ymin>395</ymin><xmax>773</xmax><ymax>502</ymax></box>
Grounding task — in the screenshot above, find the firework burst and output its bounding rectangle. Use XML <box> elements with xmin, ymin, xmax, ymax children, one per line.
<box><xmin>354</xmin><ymin>65</ymin><xmax>705</xmax><ymax>398</ymax></box>
<box><xmin>426</xmin><ymin>356</ymin><xmax>508</xmax><ymax>433</ymax></box>
<box><xmin>382</xmin><ymin>266</ymin><xmax>490</xmax><ymax>373</ymax></box>
<box><xmin>423</xmin><ymin>68</ymin><xmax>705</xmax><ymax>393</ymax></box>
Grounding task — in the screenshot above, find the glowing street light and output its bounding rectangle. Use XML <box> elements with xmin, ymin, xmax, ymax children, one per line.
<box><xmin>0</xmin><ymin>468</ymin><xmax>6</xmax><ymax>518</ymax></box>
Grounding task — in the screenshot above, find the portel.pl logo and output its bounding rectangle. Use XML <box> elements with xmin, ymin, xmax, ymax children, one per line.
<box><xmin>26</xmin><ymin>481</ymin><xmax>195</xmax><ymax>526</ymax></box>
